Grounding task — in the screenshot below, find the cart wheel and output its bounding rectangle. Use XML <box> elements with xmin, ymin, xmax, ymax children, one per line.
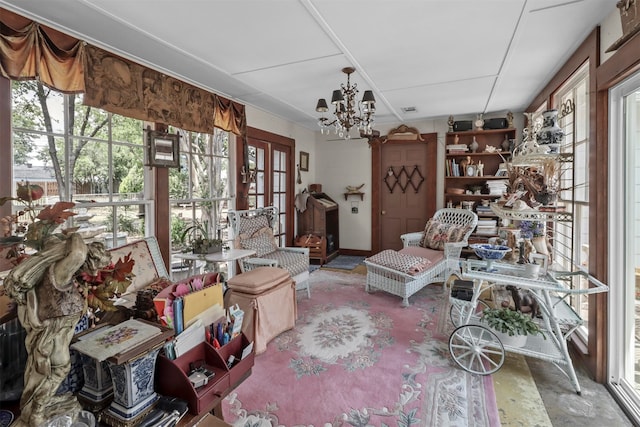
<box><xmin>449</xmin><ymin>325</ymin><xmax>505</xmax><ymax>375</ymax></box>
<box><xmin>449</xmin><ymin>299</ymin><xmax>490</xmax><ymax>327</ymax></box>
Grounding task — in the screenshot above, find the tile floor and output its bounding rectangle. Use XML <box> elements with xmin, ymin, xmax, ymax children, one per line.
<box><xmin>527</xmin><ymin>356</ymin><xmax>634</xmax><ymax>426</ymax></box>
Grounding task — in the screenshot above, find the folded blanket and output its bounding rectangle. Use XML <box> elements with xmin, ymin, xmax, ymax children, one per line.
<box><xmin>366</xmin><ymin>249</ymin><xmax>431</xmax><ymax>276</ymax></box>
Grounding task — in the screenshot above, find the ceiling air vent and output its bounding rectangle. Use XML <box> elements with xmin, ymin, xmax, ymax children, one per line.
<box><xmin>401</xmin><ymin>106</ymin><xmax>417</xmax><ymax>113</ymax></box>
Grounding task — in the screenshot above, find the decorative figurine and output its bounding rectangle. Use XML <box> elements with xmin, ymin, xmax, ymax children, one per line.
<box><xmin>4</xmin><ymin>233</ymin><xmax>111</xmax><ymax>427</ymax></box>
<box><xmin>469</xmin><ymin>136</ymin><xmax>479</xmax><ymax>153</ymax></box>
<box><xmin>507</xmin><ymin>111</ymin><xmax>514</xmax><ymax>128</ymax></box>
<box><xmin>448</xmin><ymin>115</ymin><xmax>454</xmax><ymax>132</ymax></box>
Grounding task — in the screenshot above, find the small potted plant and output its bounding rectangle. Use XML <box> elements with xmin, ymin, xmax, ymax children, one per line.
<box><xmin>481</xmin><ymin>307</ymin><xmax>545</xmax><ymax>348</ymax></box>
<box><xmin>180</xmin><ymin>219</ymin><xmax>223</xmax><ymax>254</ymax></box>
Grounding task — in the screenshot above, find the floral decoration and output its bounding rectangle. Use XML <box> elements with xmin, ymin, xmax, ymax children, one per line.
<box><xmin>77</xmin><ymin>252</ymin><xmax>135</xmax><ymax>313</ymax></box>
<box><xmin>0</xmin><ymin>182</ymin><xmax>76</xmax><ymax>258</ymax></box>
<box><xmin>519</xmin><ymin>220</ymin><xmax>544</xmax><ymax>239</ymax></box>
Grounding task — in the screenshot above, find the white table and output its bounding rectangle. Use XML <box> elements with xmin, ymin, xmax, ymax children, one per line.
<box><xmin>174</xmin><ymin>249</ymin><xmax>256</xmax><ymax>279</ymax></box>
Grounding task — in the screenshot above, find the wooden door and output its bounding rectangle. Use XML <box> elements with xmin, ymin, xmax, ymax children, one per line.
<box><xmin>238</xmin><ymin>127</ymin><xmax>296</xmax><ymax>245</ymax></box>
<box><xmin>371</xmin><ymin>127</ymin><xmax>437</xmax><ymax>252</ymax></box>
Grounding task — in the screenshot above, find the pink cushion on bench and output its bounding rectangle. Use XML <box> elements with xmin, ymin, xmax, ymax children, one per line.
<box><xmin>399</xmin><ymin>246</ymin><xmax>445</xmax><ymax>265</ymax></box>
<box><xmin>227</xmin><ymin>266</ymin><xmax>291</xmax><ymax>295</ymax></box>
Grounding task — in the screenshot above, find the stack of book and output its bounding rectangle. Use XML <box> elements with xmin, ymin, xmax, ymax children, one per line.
<box><xmin>486</xmin><ymin>179</ymin><xmax>508</xmax><ymax>195</ymax></box>
<box><xmin>475</xmin><ymin>204</ymin><xmax>493</xmax><ymax>217</ymax></box>
<box><xmin>446</xmin><ymin>144</ymin><xmax>469</xmax><ymax>154</ymax></box>
<box><xmin>475</xmin><ymin>219</ymin><xmax>498</xmax><ymax>236</ymax></box>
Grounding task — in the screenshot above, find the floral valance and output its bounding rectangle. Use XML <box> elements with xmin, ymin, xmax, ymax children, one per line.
<box><xmin>0</xmin><ymin>8</ymin><xmax>246</xmax><ymax>136</ymax></box>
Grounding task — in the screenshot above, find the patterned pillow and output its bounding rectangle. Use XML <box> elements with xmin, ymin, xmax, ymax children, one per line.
<box><xmin>420</xmin><ymin>219</ymin><xmax>468</xmax><ymax>251</ymax></box>
<box><xmin>240</xmin><ymin>228</ymin><xmax>278</xmax><ymax>257</ymax></box>
<box><xmin>238</xmin><ymin>215</ymin><xmax>271</xmax><ymax>237</ymax></box>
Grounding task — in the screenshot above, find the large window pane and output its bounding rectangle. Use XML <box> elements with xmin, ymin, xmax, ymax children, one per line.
<box><xmin>168</xmin><ymin>128</ymin><xmax>232</xmax><ymax>278</ymax></box>
<box><xmin>11</xmin><ymin>81</ymin><xmax>150</xmax><ymax>247</ymax></box>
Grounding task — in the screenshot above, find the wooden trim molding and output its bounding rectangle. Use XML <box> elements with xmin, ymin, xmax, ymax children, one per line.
<box><xmin>0</xmin><ymin>77</ymin><xmax>11</xmax><ymax>221</ymax></box>
<box><xmin>593</xmin><ymin>21</ymin><xmax>640</xmax><ymax>383</ymax></box>
<box><xmin>527</xmin><ymin>27</ymin><xmax>609</xmax><ymax>381</ymax></box>
<box><xmin>242</xmin><ymin>127</ymin><xmax>296</xmax><ymax>244</ymax></box>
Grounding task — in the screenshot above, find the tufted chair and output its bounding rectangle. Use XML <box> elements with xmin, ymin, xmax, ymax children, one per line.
<box><xmin>227</xmin><ymin>207</ymin><xmax>311</xmax><ymax>298</ymax></box>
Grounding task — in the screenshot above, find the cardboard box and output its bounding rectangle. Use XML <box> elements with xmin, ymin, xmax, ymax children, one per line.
<box><xmin>196</xmin><ymin>413</ymin><xmax>232</xmax><ymax>427</ymax></box>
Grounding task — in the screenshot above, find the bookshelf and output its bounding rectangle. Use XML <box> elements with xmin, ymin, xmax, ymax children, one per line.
<box><xmin>444</xmin><ymin>127</ymin><xmax>516</xmax><ymax>244</ymax></box>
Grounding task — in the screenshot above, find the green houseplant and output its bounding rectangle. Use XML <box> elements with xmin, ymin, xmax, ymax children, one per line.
<box><xmin>180</xmin><ymin>219</ymin><xmax>222</xmax><ymax>254</ymax></box>
<box><xmin>481</xmin><ymin>307</ymin><xmax>545</xmax><ymax>347</ymax></box>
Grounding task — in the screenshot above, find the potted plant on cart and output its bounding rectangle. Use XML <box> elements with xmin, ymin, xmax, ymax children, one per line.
<box><xmin>481</xmin><ymin>307</ymin><xmax>545</xmax><ymax>348</ymax></box>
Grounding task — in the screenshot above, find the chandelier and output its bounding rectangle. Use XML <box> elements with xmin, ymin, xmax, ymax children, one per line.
<box><xmin>315</xmin><ymin>67</ymin><xmax>376</xmax><ymax>139</ymax></box>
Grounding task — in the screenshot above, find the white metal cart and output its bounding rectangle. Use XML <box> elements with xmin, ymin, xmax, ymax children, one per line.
<box><xmin>448</xmin><ymin>259</ymin><xmax>608</xmax><ymax>395</ymax></box>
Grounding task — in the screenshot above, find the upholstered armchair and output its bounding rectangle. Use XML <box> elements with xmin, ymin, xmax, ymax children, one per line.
<box><xmin>227</xmin><ymin>207</ymin><xmax>311</xmax><ymax>298</ymax></box>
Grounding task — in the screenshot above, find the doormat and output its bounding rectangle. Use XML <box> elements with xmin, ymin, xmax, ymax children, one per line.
<box><xmin>321</xmin><ymin>255</ymin><xmax>366</xmax><ymax>271</ymax></box>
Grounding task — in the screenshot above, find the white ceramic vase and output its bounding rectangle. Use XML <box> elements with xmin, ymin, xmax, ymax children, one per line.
<box><xmin>494</xmin><ymin>329</ymin><xmax>527</xmax><ymax>348</ymax></box>
<box><xmin>469</xmin><ymin>136</ymin><xmax>479</xmax><ymax>153</ymax></box>
<box><xmin>525</xmin><ymin>263</ymin><xmax>541</xmax><ymax>278</ymax></box>
<box><xmin>532</xmin><ymin>236</ymin><xmax>549</xmax><ymax>256</ymax></box>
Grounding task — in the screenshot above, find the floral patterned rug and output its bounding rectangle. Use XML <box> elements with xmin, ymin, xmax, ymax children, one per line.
<box><xmin>222</xmin><ymin>269</ymin><xmax>499</xmax><ymax>426</ymax></box>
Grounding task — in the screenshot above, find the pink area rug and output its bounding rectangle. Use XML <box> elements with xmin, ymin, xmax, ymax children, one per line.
<box><xmin>222</xmin><ymin>269</ymin><xmax>500</xmax><ymax>426</ymax></box>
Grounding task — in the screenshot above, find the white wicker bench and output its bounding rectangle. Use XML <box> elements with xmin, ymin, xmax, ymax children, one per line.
<box><xmin>364</xmin><ymin>255</ymin><xmax>449</xmax><ymax>306</ymax></box>
<box><xmin>364</xmin><ymin>208</ymin><xmax>478</xmax><ymax>306</ymax></box>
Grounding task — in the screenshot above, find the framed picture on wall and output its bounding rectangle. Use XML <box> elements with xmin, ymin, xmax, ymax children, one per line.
<box><xmin>147</xmin><ymin>129</ymin><xmax>180</xmax><ymax>168</ymax></box>
<box><xmin>300</xmin><ymin>151</ymin><xmax>309</xmax><ymax>171</ymax></box>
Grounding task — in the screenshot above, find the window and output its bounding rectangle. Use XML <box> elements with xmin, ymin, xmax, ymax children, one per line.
<box><xmin>553</xmin><ymin>62</ymin><xmax>590</xmax><ymax>335</ymax></box>
<box><xmin>10</xmin><ymin>81</ymin><xmax>234</xmax><ymax>260</ymax></box>
<box><xmin>168</xmin><ymin>127</ymin><xmax>232</xmax><ymax>274</ymax></box>
<box><xmin>11</xmin><ymin>80</ymin><xmax>149</xmax><ymax>248</ymax></box>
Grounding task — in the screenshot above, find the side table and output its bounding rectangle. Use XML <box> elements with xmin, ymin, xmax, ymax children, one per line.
<box><xmin>174</xmin><ymin>249</ymin><xmax>256</xmax><ymax>279</ymax></box>
<box><xmin>71</xmin><ymin>319</ymin><xmax>174</xmax><ymax>427</ymax></box>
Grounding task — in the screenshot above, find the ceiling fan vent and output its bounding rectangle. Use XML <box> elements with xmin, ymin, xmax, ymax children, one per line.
<box><xmin>401</xmin><ymin>106</ymin><xmax>417</xmax><ymax>113</ymax></box>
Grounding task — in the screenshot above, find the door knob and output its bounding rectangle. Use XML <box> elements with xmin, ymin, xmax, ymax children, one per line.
<box><xmin>381</xmin><ymin>210</ymin><xmax>386</xmax><ymax>215</ymax></box>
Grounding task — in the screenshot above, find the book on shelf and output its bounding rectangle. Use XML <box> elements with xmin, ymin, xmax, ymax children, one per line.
<box><xmin>446</xmin><ymin>144</ymin><xmax>469</xmax><ymax>152</ymax></box>
<box><xmin>476</xmin><ymin>209</ymin><xmax>493</xmax><ymax>215</ymax></box>
<box><xmin>446</xmin><ymin>159</ymin><xmax>461</xmax><ymax>176</ymax></box>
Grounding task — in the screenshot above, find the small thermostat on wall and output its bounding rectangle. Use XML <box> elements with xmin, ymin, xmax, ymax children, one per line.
<box><xmin>351</xmin><ymin>201</ymin><xmax>358</xmax><ymax>214</ymax></box>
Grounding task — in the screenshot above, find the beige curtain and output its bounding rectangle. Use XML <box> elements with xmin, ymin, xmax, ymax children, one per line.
<box><xmin>0</xmin><ymin>14</ymin><xmax>85</xmax><ymax>93</ymax></box>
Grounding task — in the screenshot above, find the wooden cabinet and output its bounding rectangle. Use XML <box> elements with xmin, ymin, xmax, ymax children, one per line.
<box><xmin>296</xmin><ymin>193</ymin><xmax>339</xmax><ymax>264</ymax></box>
<box><xmin>444</xmin><ymin>128</ymin><xmax>516</xmax><ymax>244</ymax></box>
